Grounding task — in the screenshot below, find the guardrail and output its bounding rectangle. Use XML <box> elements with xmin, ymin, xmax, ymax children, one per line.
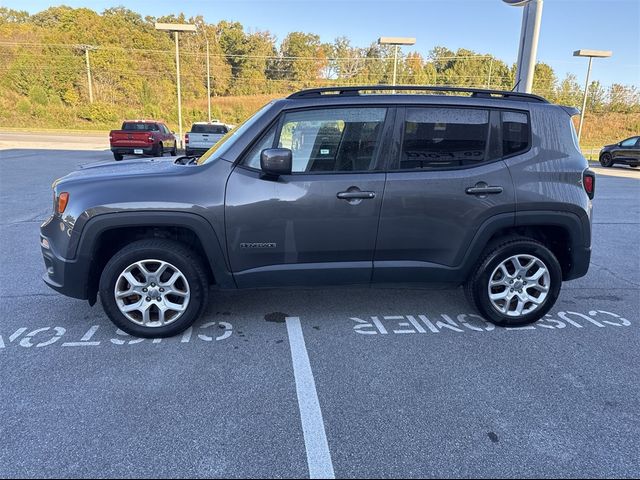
<box><xmin>581</xmin><ymin>147</ymin><xmax>601</xmax><ymax>161</ymax></box>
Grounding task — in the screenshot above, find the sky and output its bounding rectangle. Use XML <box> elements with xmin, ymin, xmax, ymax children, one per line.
<box><xmin>4</xmin><ymin>0</ymin><xmax>639</xmax><ymax>87</ymax></box>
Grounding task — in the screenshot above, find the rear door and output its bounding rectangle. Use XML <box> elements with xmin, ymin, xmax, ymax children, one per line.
<box><xmin>373</xmin><ymin>106</ymin><xmax>518</xmax><ymax>283</ymax></box>
<box><xmin>225</xmin><ymin>106</ymin><xmax>392</xmax><ymax>288</ymax></box>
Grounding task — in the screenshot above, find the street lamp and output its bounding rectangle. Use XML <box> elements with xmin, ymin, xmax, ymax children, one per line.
<box><xmin>155</xmin><ymin>22</ymin><xmax>197</xmax><ymax>150</ymax></box>
<box><xmin>503</xmin><ymin>0</ymin><xmax>544</xmax><ymax>93</ymax></box>
<box><xmin>573</xmin><ymin>49</ymin><xmax>612</xmax><ymax>142</ymax></box>
<box><xmin>378</xmin><ymin>37</ymin><xmax>416</xmax><ymax>88</ymax></box>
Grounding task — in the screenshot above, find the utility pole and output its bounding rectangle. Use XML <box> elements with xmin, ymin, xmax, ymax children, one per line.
<box><xmin>78</xmin><ymin>45</ymin><xmax>96</xmax><ymax>103</ymax></box>
<box><xmin>206</xmin><ymin>36</ymin><xmax>212</xmax><ymax>123</ymax></box>
<box><xmin>174</xmin><ymin>31</ymin><xmax>183</xmax><ymax>147</ymax></box>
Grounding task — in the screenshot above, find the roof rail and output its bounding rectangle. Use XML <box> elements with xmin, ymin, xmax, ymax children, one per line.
<box><xmin>287</xmin><ymin>85</ymin><xmax>549</xmax><ymax>103</ymax></box>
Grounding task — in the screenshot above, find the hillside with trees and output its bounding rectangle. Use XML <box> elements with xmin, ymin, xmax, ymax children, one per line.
<box><xmin>0</xmin><ymin>5</ymin><xmax>638</xmax><ymax>147</ymax></box>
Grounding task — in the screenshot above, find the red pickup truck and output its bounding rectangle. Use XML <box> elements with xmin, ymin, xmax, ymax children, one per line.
<box><xmin>109</xmin><ymin>120</ymin><xmax>177</xmax><ymax>161</ymax></box>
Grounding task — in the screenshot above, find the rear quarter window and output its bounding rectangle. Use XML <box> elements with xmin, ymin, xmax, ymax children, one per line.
<box><xmin>501</xmin><ymin>111</ymin><xmax>530</xmax><ymax>156</ymax></box>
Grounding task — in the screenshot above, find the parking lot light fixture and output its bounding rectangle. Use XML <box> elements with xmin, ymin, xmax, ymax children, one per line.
<box><xmin>155</xmin><ymin>22</ymin><xmax>197</xmax><ymax>150</ymax></box>
<box><xmin>378</xmin><ymin>37</ymin><xmax>416</xmax><ymax>89</ymax></box>
<box><xmin>503</xmin><ymin>0</ymin><xmax>544</xmax><ymax>94</ymax></box>
<box><xmin>573</xmin><ymin>49</ymin><xmax>613</xmax><ymax>142</ymax></box>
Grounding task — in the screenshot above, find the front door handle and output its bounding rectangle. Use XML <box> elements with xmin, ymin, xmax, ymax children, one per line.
<box><xmin>337</xmin><ymin>191</ymin><xmax>376</xmax><ymax>200</ymax></box>
<box><xmin>465</xmin><ymin>183</ymin><xmax>503</xmax><ymax>195</ymax></box>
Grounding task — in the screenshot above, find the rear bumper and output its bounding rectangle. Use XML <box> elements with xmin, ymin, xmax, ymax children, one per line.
<box><xmin>110</xmin><ymin>146</ymin><xmax>155</xmax><ymax>155</ymax></box>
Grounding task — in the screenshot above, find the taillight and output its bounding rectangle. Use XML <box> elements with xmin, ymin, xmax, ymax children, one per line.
<box><xmin>583</xmin><ymin>169</ymin><xmax>595</xmax><ymax>199</ymax></box>
<box><xmin>185</xmin><ymin>133</ymin><xmax>189</xmax><ymax>145</ymax></box>
<box><xmin>57</xmin><ymin>192</ymin><xmax>69</xmax><ymax>214</ymax></box>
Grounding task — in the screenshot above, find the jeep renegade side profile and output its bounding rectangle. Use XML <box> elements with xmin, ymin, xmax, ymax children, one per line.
<box><xmin>40</xmin><ymin>86</ymin><xmax>594</xmax><ymax>338</ymax></box>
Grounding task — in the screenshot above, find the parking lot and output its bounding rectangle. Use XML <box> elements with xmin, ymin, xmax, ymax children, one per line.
<box><xmin>1</xmin><ymin>144</ymin><xmax>639</xmax><ymax>478</ymax></box>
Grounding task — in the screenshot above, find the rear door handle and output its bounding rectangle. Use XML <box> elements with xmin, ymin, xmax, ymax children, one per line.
<box><xmin>337</xmin><ymin>191</ymin><xmax>376</xmax><ymax>200</ymax></box>
<box><xmin>465</xmin><ymin>185</ymin><xmax>503</xmax><ymax>195</ymax></box>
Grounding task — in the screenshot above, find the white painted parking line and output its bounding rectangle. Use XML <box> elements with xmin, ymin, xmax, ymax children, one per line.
<box><xmin>285</xmin><ymin>316</ymin><xmax>335</xmax><ymax>480</ymax></box>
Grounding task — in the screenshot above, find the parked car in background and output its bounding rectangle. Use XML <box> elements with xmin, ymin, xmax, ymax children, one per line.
<box><xmin>599</xmin><ymin>136</ymin><xmax>639</xmax><ymax>168</ymax></box>
<box><xmin>185</xmin><ymin>121</ymin><xmax>230</xmax><ymax>157</ymax></box>
<box><xmin>109</xmin><ymin>120</ymin><xmax>177</xmax><ymax>161</ymax></box>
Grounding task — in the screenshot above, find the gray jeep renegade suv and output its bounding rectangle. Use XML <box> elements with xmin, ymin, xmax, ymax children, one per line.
<box><xmin>40</xmin><ymin>85</ymin><xmax>594</xmax><ymax>338</ymax></box>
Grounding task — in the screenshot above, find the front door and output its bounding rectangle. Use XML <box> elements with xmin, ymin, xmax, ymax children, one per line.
<box><xmin>225</xmin><ymin>106</ymin><xmax>391</xmax><ymax>288</ymax></box>
<box><xmin>614</xmin><ymin>136</ymin><xmax>640</xmax><ymax>163</ymax></box>
<box><xmin>373</xmin><ymin>106</ymin><xmax>519</xmax><ymax>283</ymax></box>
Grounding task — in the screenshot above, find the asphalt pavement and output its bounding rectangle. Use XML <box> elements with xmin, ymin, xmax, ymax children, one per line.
<box><xmin>1</xmin><ymin>145</ymin><xmax>639</xmax><ymax>478</ymax></box>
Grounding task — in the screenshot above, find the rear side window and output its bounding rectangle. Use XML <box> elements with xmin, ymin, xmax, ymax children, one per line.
<box><xmin>398</xmin><ymin>107</ymin><xmax>489</xmax><ymax>170</ymax></box>
<box><xmin>502</xmin><ymin>111</ymin><xmax>530</xmax><ymax>156</ymax></box>
<box><xmin>192</xmin><ymin>124</ymin><xmax>228</xmax><ymax>134</ymax></box>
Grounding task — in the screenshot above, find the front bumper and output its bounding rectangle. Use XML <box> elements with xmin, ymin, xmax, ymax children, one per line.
<box><xmin>40</xmin><ymin>217</ymin><xmax>90</xmax><ymax>300</ymax></box>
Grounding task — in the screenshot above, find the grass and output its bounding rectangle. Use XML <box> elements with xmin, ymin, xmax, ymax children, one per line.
<box><xmin>1</xmin><ymin>91</ymin><xmax>637</xmax><ymax>157</ymax></box>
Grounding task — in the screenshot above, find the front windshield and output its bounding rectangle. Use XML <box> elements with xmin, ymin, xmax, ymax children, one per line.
<box><xmin>197</xmin><ymin>102</ymin><xmax>275</xmax><ymax>165</ymax></box>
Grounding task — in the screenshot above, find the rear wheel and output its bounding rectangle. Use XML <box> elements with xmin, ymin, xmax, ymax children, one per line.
<box><xmin>600</xmin><ymin>153</ymin><xmax>613</xmax><ymax>167</ymax></box>
<box><xmin>113</xmin><ymin>152</ymin><xmax>123</xmax><ymax>161</ymax></box>
<box><xmin>156</xmin><ymin>143</ymin><xmax>164</xmax><ymax>157</ymax></box>
<box><xmin>465</xmin><ymin>237</ymin><xmax>562</xmax><ymax>327</ymax></box>
<box><xmin>171</xmin><ymin>143</ymin><xmax>177</xmax><ymax>156</ymax></box>
<box><xmin>99</xmin><ymin>239</ymin><xmax>208</xmax><ymax>338</ymax></box>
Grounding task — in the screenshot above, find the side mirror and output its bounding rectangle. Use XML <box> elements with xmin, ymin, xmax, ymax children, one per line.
<box><xmin>261</xmin><ymin>148</ymin><xmax>292</xmax><ymax>176</ymax></box>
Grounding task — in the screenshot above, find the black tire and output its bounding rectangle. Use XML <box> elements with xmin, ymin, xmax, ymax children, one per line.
<box><xmin>99</xmin><ymin>239</ymin><xmax>209</xmax><ymax>338</ymax></box>
<box><xmin>599</xmin><ymin>153</ymin><xmax>613</xmax><ymax>167</ymax></box>
<box><xmin>113</xmin><ymin>152</ymin><xmax>123</xmax><ymax>161</ymax></box>
<box><xmin>171</xmin><ymin>144</ymin><xmax>177</xmax><ymax>156</ymax></box>
<box><xmin>156</xmin><ymin>143</ymin><xmax>164</xmax><ymax>157</ymax></box>
<box><xmin>630</xmin><ymin>164</ymin><xmax>638</xmax><ymax>168</ymax></box>
<box><xmin>464</xmin><ymin>236</ymin><xmax>562</xmax><ymax>327</ymax></box>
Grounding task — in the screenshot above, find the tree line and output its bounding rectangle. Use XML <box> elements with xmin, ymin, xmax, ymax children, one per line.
<box><xmin>0</xmin><ymin>5</ymin><xmax>638</xmax><ymax>128</ymax></box>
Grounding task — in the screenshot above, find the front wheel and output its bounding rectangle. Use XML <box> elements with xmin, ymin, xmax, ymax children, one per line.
<box><xmin>99</xmin><ymin>239</ymin><xmax>209</xmax><ymax>338</ymax></box>
<box><xmin>600</xmin><ymin>153</ymin><xmax>613</xmax><ymax>167</ymax></box>
<box><xmin>171</xmin><ymin>143</ymin><xmax>177</xmax><ymax>156</ymax></box>
<box><xmin>113</xmin><ymin>152</ymin><xmax>123</xmax><ymax>161</ymax></box>
<box><xmin>465</xmin><ymin>237</ymin><xmax>562</xmax><ymax>327</ymax></box>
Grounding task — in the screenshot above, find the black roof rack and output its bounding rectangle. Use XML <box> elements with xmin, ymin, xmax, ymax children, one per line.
<box><xmin>287</xmin><ymin>85</ymin><xmax>549</xmax><ymax>103</ymax></box>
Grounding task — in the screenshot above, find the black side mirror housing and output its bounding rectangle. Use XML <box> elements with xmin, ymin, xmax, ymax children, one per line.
<box><xmin>261</xmin><ymin>148</ymin><xmax>292</xmax><ymax>176</ymax></box>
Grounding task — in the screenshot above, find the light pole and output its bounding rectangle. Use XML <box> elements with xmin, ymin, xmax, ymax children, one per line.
<box><xmin>503</xmin><ymin>0</ymin><xmax>544</xmax><ymax>93</ymax></box>
<box><xmin>155</xmin><ymin>22</ymin><xmax>197</xmax><ymax>150</ymax></box>
<box><xmin>378</xmin><ymin>37</ymin><xmax>416</xmax><ymax>89</ymax></box>
<box><xmin>573</xmin><ymin>49</ymin><xmax>612</xmax><ymax>142</ymax></box>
